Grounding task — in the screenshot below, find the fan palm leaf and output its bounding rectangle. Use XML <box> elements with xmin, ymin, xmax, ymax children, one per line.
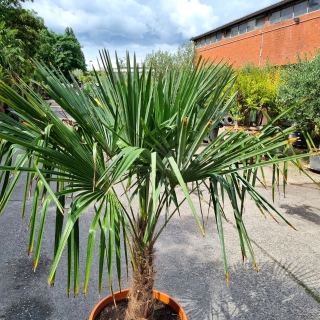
<box><xmin>0</xmin><ymin>51</ymin><xmax>312</xmax><ymax>319</ymax></box>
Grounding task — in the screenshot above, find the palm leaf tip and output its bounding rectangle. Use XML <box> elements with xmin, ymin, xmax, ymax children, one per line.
<box><xmin>33</xmin><ymin>260</ymin><xmax>39</xmax><ymax>272</ymax></box>
<box><xmin>48</xmin><ymin>279</ymin><xmax>54</xmax><ymax>287</ymax></box>
<box><xmin>288</xmin><ymin>222</ymin><xmax>297</xmax><ymax>231</ymax></box>
<box><xmin>83</xmin><ymin>287</ymin><xmax>88</xmax><ymax>295</ymax></box>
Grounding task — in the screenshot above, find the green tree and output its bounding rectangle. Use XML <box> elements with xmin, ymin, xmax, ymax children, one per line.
<box><xmin>0</xmin><ymin>21</ymin><xmax>25</xmax><ymax>82</ymax></box>
<box><xmin>65</xmin><ymin>27</ymin><xmax>75</xmax><ymax>37</ymax></box>
<box><xmin>0</xmin><ymin>4</ymin><xmax>48</xmax><ymax>81</ymax></box>
<box><xmin>35</xmin><ymin>29</ymin><xmax>58</xmax><ymax>65</ymax></box>
<box><xmin>176</xmin><ymin>42</ymin><xmax>197</xmax><ymax>66</ymax></box>
<box><xmin>1</xmin><ymin>7</ymin><xmax>47</xmax><ymax>58</ymax></box>
<box><xmin>0</xmin><ymin>0</ymin><xmax>33</xmax><ymax>8</ymax></box>
<box><xmin>278</xmin><ymin>51</ymin><xmax>320</xmax><ymax>131</ymax></box>
<box><xmin>1</xmin><ymin>4</ymin><xmax>86</xmax><ymax>82</ymax></box>
<box><xmin>55</xmin><ymin>27</ymin><xmax>86</xmax><ymax>79</ymax></box>
<box><xmin>0</xmin><ymin>52</ymin><xmax>309</xmax><ymax>319</ymax></box>
<box><xmin>143</xmin><ymin>42</ymin><xmax>196</xmax><ymax>77</ymax></box>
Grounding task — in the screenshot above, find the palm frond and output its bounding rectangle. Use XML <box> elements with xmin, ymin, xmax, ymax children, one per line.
<box><xmin>0</xmin><ymin>51</ymin><xmax>313</xmax><ymax>296</ymax></box>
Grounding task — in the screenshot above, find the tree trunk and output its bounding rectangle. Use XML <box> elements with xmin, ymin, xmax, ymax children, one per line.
<box><xmin>125</xmin><ymin>241</ymin><xmax>155</xmax><ymax>320</ymax></box>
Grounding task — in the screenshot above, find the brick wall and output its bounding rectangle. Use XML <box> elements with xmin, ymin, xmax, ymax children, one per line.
<box><xmin>196</xmin><ymin>11</ymin><xmax>320</xmax><ymax>67</ymax></box>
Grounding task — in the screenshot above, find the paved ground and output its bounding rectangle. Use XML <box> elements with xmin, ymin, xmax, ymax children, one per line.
<box><xmin>44</xmin><ymin>99</ymin><xmax>72</xmax><ymax>121</ymax></box>
<box><xmin>0</xmin><ymin>135</ymin><xmax>320</xmax><ymax>318</ymax></box>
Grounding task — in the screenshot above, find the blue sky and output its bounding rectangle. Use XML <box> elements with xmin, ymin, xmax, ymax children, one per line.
<box><xmin>23</xmin><ymin>0</ymin><xmax>280</xmax><ymax>68</ymax></box>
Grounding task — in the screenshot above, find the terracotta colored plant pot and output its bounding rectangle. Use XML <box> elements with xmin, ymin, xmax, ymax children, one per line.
<box><xmin>89</xmin><ymin>289</ymin><xmax>187</xmax><ymax>320</ymax></box>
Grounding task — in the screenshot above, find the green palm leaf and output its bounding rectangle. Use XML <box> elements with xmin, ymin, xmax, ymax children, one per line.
<box><xmin>0</xmin><ymin>50</ymin><xmax>313</xmax><ymax>313</ymax></box>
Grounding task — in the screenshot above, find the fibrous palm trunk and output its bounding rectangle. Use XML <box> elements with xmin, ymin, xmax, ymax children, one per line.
<box><xmin>125</xmin><ymin>241</ymin><xmax>155</xmax><ymax>320</ymax></box>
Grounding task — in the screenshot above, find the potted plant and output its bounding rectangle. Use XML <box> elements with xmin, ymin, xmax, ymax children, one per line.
<box><xmin>0</xmin><ymin>51</ymin><xmax>310</xmax><ymax>319</ymax></box>
<box><xmin>277</xmin><ymin>51</ymin><xmax>320</xmax><ymax>167</ymax></box>
<box><xmin>229</xmin><ymin>63</ymin><xmax>282</xmax><ymax>129</ymax></box>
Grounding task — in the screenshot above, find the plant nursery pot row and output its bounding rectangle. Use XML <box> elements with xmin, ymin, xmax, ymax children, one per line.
<box><xmin>89</xmin><ymin>289</ymin><xmax>188</xmax><ymax>320</ymax></box>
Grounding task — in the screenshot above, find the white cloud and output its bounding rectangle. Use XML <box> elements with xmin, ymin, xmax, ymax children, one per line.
<box><xmin>169</xmin><ymin>0</ymin><xmax>217</xmax><ymax>37</ymax></box>
<box><xmin>22</xmin><ymin>0</ymin><xmax>279</xmax><ymax>67</ymax></box>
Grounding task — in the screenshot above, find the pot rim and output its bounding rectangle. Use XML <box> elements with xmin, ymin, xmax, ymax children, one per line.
<box><xmin>89</xmin><ymin>288</ymin><xmax>187</xmax><ymax>320</ymax></box>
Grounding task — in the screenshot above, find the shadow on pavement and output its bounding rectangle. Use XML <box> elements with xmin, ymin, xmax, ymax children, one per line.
<box><xmin>280</xmin><ymin>204</ymin><xmax>320</xmax><ymax>225</ymax></box>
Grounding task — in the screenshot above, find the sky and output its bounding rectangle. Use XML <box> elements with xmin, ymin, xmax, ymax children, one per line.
<box><xmin>23</xmin><ymin>0</ymin><xmax>281</xmax><ymax>68</ymax></box>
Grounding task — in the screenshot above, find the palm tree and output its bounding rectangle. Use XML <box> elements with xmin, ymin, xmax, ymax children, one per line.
<box><xmin>0</xmin><ymin>51</ymin><xmax>310</xmax><ymax>319</ymax></box>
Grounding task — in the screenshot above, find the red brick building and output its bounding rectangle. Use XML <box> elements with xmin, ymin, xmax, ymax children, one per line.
<box><xmin>191</xmin><ymin>0</ymin><xmax>320</xmax><ymax>67</ymax></box>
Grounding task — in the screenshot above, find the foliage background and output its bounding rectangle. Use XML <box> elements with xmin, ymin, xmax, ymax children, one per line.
<box><xmin>0</xmin><ymin>0</ymin><xmax>86</xmax><ymax>82</ymax></box>
<box><xmin>278</xmin><ymin>51</ymin><xmax>320</xmax><ymax>131</ymax></box>
<box><xmin>228</xmin><ymin>63</ymin><xmax>282</xmax><ymax>125</ymax></box>
<box><xmin>142</xmin><ymin>42</ymin><xmax>196</xmax><ymax>76</ymax></box>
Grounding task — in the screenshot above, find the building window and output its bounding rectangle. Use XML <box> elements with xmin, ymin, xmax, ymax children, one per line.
<box><xmin>195</xmin><ymin>32</ymin><xmax>221</xmax><ymax>48</ymax></box>
<box><xmin>269</xmin><ymin>10</ymin><xmax>281</xmax><ymax>24</ymax></box>
<box><xmin>281</xmin><ymin>6</ymin><xmax>294</xmax><ymax>20</ymax></box>
<box><xmin>269</xmin><ymin>0</ymin><xmax>320</xmax><ymax>25</ymax></box>
<box><xmin>222</xmin><ymin>14</ymin><xmax>266</xmax><ymax>40</ymax></box>
<box><xmin>231</xmin><ymin>25</ymin><xmax>238</xmax><ymax>37</ymax></box>
<box><xmin>269</xmin><ymin>7</ymin><xmax>293</xmax><ymax>24</ymax></box>
<box><xmin>309</xmin><ymin>0</ymin><xmax>320</xmax><ymax>12</ymax></box>
<box><xmin>246</xmin><ymin>19</ymin><xmax>255</xmax><ymax>32</ymax></box>
<box><xmin>294</xmin><ymin>1</ymin><xmax>308</xmax><ymax>16</ymax></box>
<box><xmin>239</xmin><ymin>22</ymin><xmax>247</xmax><ymax>34</ymax></box>
<box><xmin>225</xmin><ymin>28</ymin><xmax>231</xmax><ymax>38</ymax></box>
<box><xmin>256</xmin><ymin>16</ymin><xmax>265</xmax><ymax>28</ymax></box>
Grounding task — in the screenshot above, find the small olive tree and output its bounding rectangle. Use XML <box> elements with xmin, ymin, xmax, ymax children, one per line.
<box><xmin>278</xmin><ymin>51</ymin><xmax>320</xmax><ymax>131</ymax></box>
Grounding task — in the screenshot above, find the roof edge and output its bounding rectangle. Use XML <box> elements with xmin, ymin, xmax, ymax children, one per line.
<box><xmin>191</xmin><ymin>0</ymin><xmax>294</xmax><ymax>40</ymax></box>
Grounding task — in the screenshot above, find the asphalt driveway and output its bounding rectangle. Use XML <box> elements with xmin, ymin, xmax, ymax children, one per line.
<box><xmin>0</xmin><ymin>159</ymin><xmax>320</xmax><ymax>319</ymax></box>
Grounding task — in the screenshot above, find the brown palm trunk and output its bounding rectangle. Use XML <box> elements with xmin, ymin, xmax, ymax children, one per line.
<box><xmin>125</xmin><ymin>241</ymin><xmax>155</xmax><ymax>320</ymax></box>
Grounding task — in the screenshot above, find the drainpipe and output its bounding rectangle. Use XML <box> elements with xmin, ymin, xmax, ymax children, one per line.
<box><xmin>259</xmin><ymin>31</ymin><xmax>264</xmax><ymax>66</ymax></box>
